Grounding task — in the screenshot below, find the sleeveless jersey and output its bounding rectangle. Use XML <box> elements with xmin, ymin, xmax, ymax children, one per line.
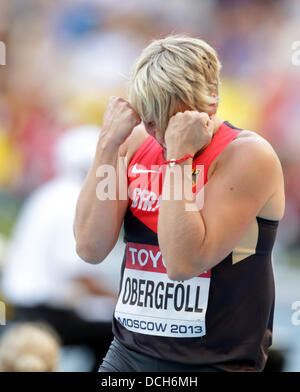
<box><xmin>112</xmin><ymin>121</ymin><xmax>279</xmax><ymax>371</ymax></box>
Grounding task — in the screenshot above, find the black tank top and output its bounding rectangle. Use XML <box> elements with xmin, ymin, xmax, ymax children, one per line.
<box><xmin>112</xmin><ymin>122</ymin><xmax>279</xmax><ymax>371</ymax></box>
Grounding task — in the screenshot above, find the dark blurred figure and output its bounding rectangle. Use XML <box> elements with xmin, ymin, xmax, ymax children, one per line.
<box><xmin>264</xmin><ymin>349</ymin><xmax>286</xmax><ymax>372</ymax></box>
<box><xmin>1</xmin><ymin>125</ymin><xmax>121</xmax><ymax>371</ymax></box>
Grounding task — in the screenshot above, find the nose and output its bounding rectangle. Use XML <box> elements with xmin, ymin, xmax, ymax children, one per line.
<box><xmin>155</xmin><ymin>133</ymin><xmax>165</xmax><ymax>147</ymax></box>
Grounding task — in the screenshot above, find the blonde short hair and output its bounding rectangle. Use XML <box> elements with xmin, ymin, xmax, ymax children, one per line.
<box><xmin>0</xmin><ymin>323</ymin><xmax>60</xmax><ymax>372</ymax></box>
<box><xmin>129</xmin><ymin>35</ymin><xmax>221</xmax><ymax>131</ymax></box>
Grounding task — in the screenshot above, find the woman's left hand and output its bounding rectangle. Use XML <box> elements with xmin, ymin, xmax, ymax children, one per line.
<box><xmin>165</xmin><ymin>111</ymin><xmax>214</xmax><ymax>159</ymax></box>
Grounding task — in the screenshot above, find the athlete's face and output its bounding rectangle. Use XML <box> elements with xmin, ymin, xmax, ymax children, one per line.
<box><xmin>143</xmin><ymin>121</ymin><xmax>166</xmax><ymax>151</ymax></box>
<box><xmin>143</xmin><ymin>104</ymin><xmax>190</xmax><ymax>151</ymax></box>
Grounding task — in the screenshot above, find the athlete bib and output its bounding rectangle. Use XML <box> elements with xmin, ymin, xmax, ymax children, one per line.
<box><xmin>115</xmin><ymin>242</ymin><xmax>211</xmax><ymax>338</ymax></box>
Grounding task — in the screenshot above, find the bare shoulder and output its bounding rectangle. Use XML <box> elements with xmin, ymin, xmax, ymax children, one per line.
<box><xmin>216</xmin><ymin>130</ymin><xmax>283</xmax><ymax>175</ymax></box>
<box><xmin>213</xmin><ymin>129</ymin><xmax>285</xmax><ymax>220</ymax></box>
<box><xmin>118</xmin><ymin>123</ymin><xmax>149</xmax><ymax>162</ymax></box>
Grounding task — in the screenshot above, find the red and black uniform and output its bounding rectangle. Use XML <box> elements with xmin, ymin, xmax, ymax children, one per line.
<box><xmin>112</xmin><ymin>121</ymin><xmax>279</xmax><ymax>371</ymax></box>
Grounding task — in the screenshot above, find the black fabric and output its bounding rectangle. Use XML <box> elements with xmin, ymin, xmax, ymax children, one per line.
<box><xmin>224</xmin><ymin>121</ymin><xmax>243</xmax><ymax>130</ymax></box>
<box><xmin>123</xmin><ymin>208</ymin><xmax>158</xmax><ymax>245</ymax></box>
<box><xmin>99</xmin><ymin>337</ymin><xmax>221</xmax><ymax>372</ymax></box>
<box><xmin>14</xmin><ymin>305</ymin><xmax>113</xmax><ymax>371</ymax></box>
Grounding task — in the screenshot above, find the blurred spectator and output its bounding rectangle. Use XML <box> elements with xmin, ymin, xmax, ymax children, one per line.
<box><xmin>0</xmin><ymin>322</ymin><xmax>60</xmax><ymax>372</ymax></box>
<box><xmin>0</xmin><ymin>125</ymin><xmax>122</xmax><ymax>371</ymax></box>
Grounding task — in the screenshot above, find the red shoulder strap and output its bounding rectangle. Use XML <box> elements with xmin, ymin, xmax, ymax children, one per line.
<box><xmin>193</xmin><ymin>122</ymin><xmax>240</xmax><ymax>184</ymax></box>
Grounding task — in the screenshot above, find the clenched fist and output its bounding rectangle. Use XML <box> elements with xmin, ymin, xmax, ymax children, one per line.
<box><xmin>101</xmin><ymin>97</ymin><xmax>141</xmax><ymax>146</ymax></box>
<box><xmin>165</xmin><ymin>111</ymin><xmax>214</xmax><ymax>159</ymax></box>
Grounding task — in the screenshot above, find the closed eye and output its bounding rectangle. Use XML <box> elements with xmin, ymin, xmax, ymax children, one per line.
<box><xmin>147</xmin><ymin>121</ymin><xmax>156</xmax><ymax>128</ymax></box>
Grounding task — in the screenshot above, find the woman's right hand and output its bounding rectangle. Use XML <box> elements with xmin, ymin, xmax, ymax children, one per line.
<box><xmin>101</xmin><ymin>96</ymin><xmax>141</xmax><ymax>146</ymax></box>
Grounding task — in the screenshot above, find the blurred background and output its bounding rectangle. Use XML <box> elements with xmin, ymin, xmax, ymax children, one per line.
<box><xmin>0</xmin><ymin>0</ymin><xmax>299</xmax><ymax>372</ymax></box>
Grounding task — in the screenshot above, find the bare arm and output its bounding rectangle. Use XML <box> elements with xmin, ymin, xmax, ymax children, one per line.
<box><xmin>158</xmin><ymin>112</ymin><xmax>284</xmax><ymax>280</ymax></box>
<box><xmin>74</xmin><ymin>138</ymin><xmax>127</xmax><ymax>263</ymax></box>
<box><xmin>74</xmin><ymin>97</ymin><xmax>141</xmax><ymax>263</ymax></box>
